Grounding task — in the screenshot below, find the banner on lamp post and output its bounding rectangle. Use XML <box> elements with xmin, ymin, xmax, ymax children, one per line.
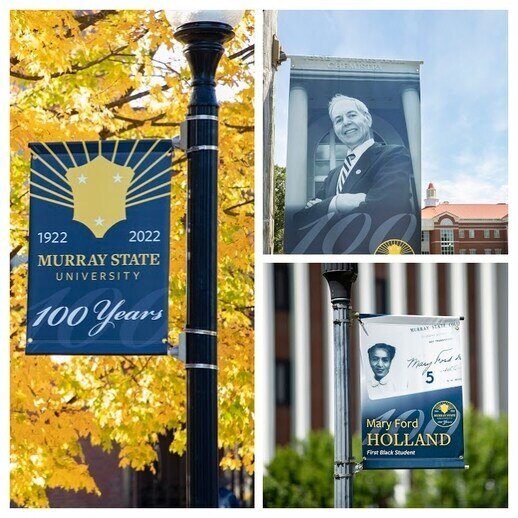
<box><xmin>26</xmin><ymin>139</ymin><xmax>173</xmax><ymax>355</ymax></box>
<box><xmin>359</xmin><ymin>314</ymin><xmax>465</xmax><ymax>469</ymax></box>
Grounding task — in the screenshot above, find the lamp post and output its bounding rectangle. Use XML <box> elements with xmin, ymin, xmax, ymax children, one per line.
<box><xmin>165</xmin><ymin>10</ymin><xmax>244</xmax><ymax>508</ymax></box>
<box><xmin>322</xmin><ymin>263</ymin><xmax>358</xmax><ymax>508</ymax></box>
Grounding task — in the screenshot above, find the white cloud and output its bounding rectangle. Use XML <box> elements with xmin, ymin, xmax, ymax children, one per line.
<box><xmin>423</xmin><ymin>173</ymin><xmax>508</xmax><ymax>204</ymax></box>
<box><xmin>424</xmin><ymin>143</ymin><xmax>507</xmax><ymax>203</ymax></box>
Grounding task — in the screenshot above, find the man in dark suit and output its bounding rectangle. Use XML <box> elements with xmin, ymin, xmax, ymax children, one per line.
<box><xmin>294</xmin><ymin>95</ymin><xmax>418</xmax><ymax>231</ymax></box>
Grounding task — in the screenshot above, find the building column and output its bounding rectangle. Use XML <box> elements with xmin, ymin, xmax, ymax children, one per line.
<box><xmin>401</xmin><ymin>87</ymin><xmax>421</xmax><ymax>206</ymax></box>
<box><xmin>358</xmin><ymin>263</ymin><xmax>376</xmax><ymax>313</ymax></box>
<box><xmin>476</xmin><ymin>263</ymin><xmax>499</xmax><ymax>417</ymax></box>
<box><xmin>263</xmin><ymin>264</ymin><xmax>276</xmax><ymax>465</ymax></box>
<box><xmin>417</xmin><ymin>263</ymin><xmax>438</xmax><ymax>315</ymax></box>
<box><xmin>496</xmin><ymin>265</ymin><xmax>508</xmax><ymax>414</ymax></box>
<box><xmin>388</xmin><ymin>263</ymin><xmax>407</xmax><ymax>314</ymax></box>
<box><xmin>285</xmin><ymin>85</ymin><xmax>308</xmax><ymax>210</ymax></box>
<box><xmin>290</xmin><ymin>264</ymin><xmax>311</xmax><ymax>441</ymax></box>
<box><xmin>446</xmin><ymin>263</ymin><xmax>470</xmax><ymax>408</ymax></box>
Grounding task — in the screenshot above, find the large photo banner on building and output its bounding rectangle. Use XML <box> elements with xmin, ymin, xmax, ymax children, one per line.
<box><xmin>284</xmin><ymin>56</ymin><xmax>421</xmax><ymax>254</ymax></box>
<box><xmin>359</xmin><ymin>315</ymin><xmax>465</xmax><ymax>469</ymax></box>
<box><xmin>26</xmin><ymin>139</ymin><xmax>173</xmax><ymax>355</ymax></box>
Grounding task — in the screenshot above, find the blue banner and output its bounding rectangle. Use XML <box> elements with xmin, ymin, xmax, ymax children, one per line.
<box><xmin>284</xmin><ymin>56</ymin><xmax>421</xmax><ymax>254</ymax></box>
<box><xmin>359</xmin><ymin>315</ymin><xmax>465</xmax><ymax>469</ymax></box>
<box><xmin>26</xmin><ymin>139</ymin><xmax>173</xmax><ymax>355</ymax></box>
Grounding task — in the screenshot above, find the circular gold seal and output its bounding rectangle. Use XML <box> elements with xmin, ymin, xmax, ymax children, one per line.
<box><xmin>431</xmin><ymin>401</ymin><xmax>458</xmax><ymax>427</ymax></box>
<box><xmin>374</xmin><ymin>239</ymin><xmax>414</xmax><ymax>255</ymax></box>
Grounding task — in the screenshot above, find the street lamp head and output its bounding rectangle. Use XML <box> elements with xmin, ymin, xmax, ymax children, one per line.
<box><xmin>164</xmin><ymin>10</ymin><xmax>243</xmax><ymax>107</ymax></box>
<box><xmin>164</xmin><ymin>10</ymin><xmax>244</xmax><ymax>31</ymax></box>
<box><xmin>322</xmin><ymin>263</ymin><xmax>358</xmax><ymax>303</ymax></box>
<box><xmin>165</xmin><ymin>10</ymin><xmax>243</xmax><ymax>49</ymax></box>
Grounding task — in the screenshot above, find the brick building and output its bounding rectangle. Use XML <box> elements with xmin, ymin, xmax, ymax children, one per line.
<box><xmin>44</xmin><ymin>439</ymin><xmax>252</xmax><ymax>508</ymax></box>
<box><xmin>421</xmin><ymin>183</ymin><xmax>508</xmax><ymax>254</ymax></box>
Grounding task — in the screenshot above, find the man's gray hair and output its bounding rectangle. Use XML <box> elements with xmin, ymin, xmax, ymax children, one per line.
<box><xmin>328</xmin><ymin>94</ymin><xmax>370</xmax><ymax>119</ymax></box>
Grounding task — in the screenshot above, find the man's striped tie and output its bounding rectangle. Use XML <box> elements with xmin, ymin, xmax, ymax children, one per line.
<box><xmin>336</xmin><ymin>153</ymin><xmax>356</xmax><ymax>194</ymax></box>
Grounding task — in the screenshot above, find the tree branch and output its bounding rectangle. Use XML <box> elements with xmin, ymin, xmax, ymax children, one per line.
<box><xmin>228</xmin><ymin>44</ymin><xmax>254</xmax><ymax>61</ymax></box>
<box><xmin>223</xmin><ymin>122</ymin><xmax>254</xmax><ymax>133</ymax></box>
<box><xmin>10</xmin><ymin>28</ymin><xmax>148</xmax><ymax>81</ymax></box>
<box><xmin>113</xmin><ymin>113</ymin><xmax>166</xmax><ymax>124</ymax></box>
<box><xmin>105</xmin><ymin>83</ymin><xmax>172</xmax><ymax>109</ymax></box>
<box><xmin>223</xmin><ymin>199</ymin><xmax>254</xmax><ymax>215</ymax></box>
<box><xmin>10</xmin><ymin>245</ymin><xmax>23</xmax><ymax>261</ymax></box>
<box><xmin>73</xmin><ymin>10</ymin><xmax>118</xmax><ymax>32</ymax></box>
<box><xmin>11</xmin><ymin>44</ymin><xmax>133</xmax><ymax>81</ymax></box>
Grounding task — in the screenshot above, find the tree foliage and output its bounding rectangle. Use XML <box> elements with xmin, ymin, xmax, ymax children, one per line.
<box><xmin>273</xmin><ymin>165</ymin><xmax>285</xmax><ymax>254</ymax></box>
<box><xmin>405</xmin><ymin>410</ymin><xmax>508</xmax><ymax>508</ymax></box>
<box><xmin>263</xmin><ymin>431</ymin><xmax>397</xmax><ymax>508</ymax></box>
<box><xmin>10</xmin><ymin>10</ymin><xmax>254</xmax><ymax>507</ymax></box>
<box><xmin>264</xmin><ymin>411</ymin><xmax>508</xmax><ymax>508</ymax></box>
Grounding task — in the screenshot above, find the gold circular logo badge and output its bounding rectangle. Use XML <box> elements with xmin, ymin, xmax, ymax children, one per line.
<box><xmin>431</xmin><ymin>401</ymin><xmax>458</xmax><ymax>427</ymax></box>
<box><xmin>374</xmin><ymin>239</ymin><xmax>414</xmax><ymax>255</ymax></box>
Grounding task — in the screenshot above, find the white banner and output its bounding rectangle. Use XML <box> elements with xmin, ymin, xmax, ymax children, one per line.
<box><xmin>359</xmin><ymin>314</ymin><xmax>465</xmax><ymax>470</ymax></box>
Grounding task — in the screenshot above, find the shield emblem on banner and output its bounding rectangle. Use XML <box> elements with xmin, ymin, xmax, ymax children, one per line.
<box><xmin>67</xmin><ymin>155</ymin><xmax>134</xmax><ymax>238</ymax></box>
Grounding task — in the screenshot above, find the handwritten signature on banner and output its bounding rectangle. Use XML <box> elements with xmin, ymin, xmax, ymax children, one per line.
<box><xmin>406</xmin><ymin>348</ymin><xmax>462</xmax><ymax>376</ymax></box>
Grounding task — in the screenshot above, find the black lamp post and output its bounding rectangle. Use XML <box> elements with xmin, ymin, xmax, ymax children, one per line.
<box><xmin>165</xmin><ymin>10</ymin><xmax>244</xmax><ymax>508</ymax></box>
<box><xmin>322</xmin><ymin>263</ymin><xmax>358</xmax><ymax>508</ymax></box>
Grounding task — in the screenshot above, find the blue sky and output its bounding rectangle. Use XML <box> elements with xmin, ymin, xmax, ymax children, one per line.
<box><xmin>274</xmin><ymin>10</ymin><xmax>508</xmax><ymax>203</ymax></box>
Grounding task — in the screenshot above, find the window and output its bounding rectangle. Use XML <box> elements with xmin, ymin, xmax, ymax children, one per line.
<box><xmin>421</xmin><ymin>231</ymin><xmax>429</xmax><ymax>242</ymax></box>
<box><xmin>469</xmin><ymin>249</ymin><xmax>476</xmax><ymax>254</ymax></box>
<box><xmin>440</xmin><ymin>217</ymin><xmax>454</xmax><ymax>226</ymax></box>
<box><xmin>494</xmin><ymin>229</ymin><xmax>500</xmax><ymax>238</ymax></box>
<box><xmin>495</xmin><ymin>249</ymin><xmax>502</xmax><ymax>255</ymax></box>
<box><xmin>440</xmin><ymin>228</ymin><xmax>454</xmax><ymax>254</ymax></box>
<box><xmin>469</xmin><ymin>229</ymin><xmax>475</xmax><ymax>238</ymax></box>
<box><xmin>313</xmin><ymin>131</ymin><xmax>345</xmax><ymax>194</ymax></box>
<box><xmin>375</xmin><ymin>278</ymin><xmax>388</xmax><ymax>314</ymax></box>
<box><xmin>274</xmin><ymin>264</ymin><xmax>290</xmax><ymax>310</ymax></box>
<box><xmin>459</xmin><ymin>249</ymin><xmax>466</xmax><ymax>254</ymax></box>
<box><xmin>459</xmin><ymin>229</ymin><xmax>465</xmax><ymax>238</ymax></box>
<box><xmin>275</xmin><ymin>360</ymin><xmax>291</xmax><ymax>406</ymax></box>
<box><xmin>484</xmin><ymin>249</ymin><xmax>492</xmax><ymax>254</ymax></box>
<box><xmin>484</xmin><ymin>229</ymin><xmax>490</xmax><ymax>239</ymax></box>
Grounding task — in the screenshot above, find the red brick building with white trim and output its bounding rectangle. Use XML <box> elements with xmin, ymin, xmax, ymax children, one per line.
<box><xmin>421</xmin><ymin>183</ymin><xmax>508</xmax><ymax>254</ymax></box>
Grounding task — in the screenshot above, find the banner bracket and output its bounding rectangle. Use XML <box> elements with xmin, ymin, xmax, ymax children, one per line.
<box><xmin>173</xmin><ymin>122</ymin><xmax>188</xmax><ymax>151</ymax></box>
<box><xmin>350</xmin><ymin>311</ymin><xmax>369</xmax><ymax>335</ymax></box>
<box><xmin>334</xmin><ymin>458</ymin><xmax>363</xmax><ymax>479</ymax></box>
<box><xmin>354</xmin><ymin>461</ymin><xmax>364</xmax><ymax>474</ymax></box>
<box><xmin>334</xmin><ymin>473</ymin><xmax>353</xmax><ymax>480</ymax></box>
<box><xmin>334</xmin><ymin>459</ymin><xmax>356</xmax><ymax>466</ymax></box>
<box><xmin>332</xmin><ymin>309</ymin><xmax>361</xmax><ymax>328</ymax></box>
<box><xmin>167</xmin><ymin>332</ymin><xmax>187</xmax><ymax>363</ymax></box>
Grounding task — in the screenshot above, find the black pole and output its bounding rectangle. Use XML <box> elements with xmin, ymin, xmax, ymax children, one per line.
<box><xmin>174</xmin><ymin>21</ymin><xmax>235</xmax><ymax>508</ymax></box>
<box><xmin>322</xmin><ymin>263</ymin><xmax>358</xmax><ymax>508</ymax></box>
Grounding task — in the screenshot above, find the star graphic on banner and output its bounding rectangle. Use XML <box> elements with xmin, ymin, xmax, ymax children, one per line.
<box><xmin>94</xmin><ymin>216</ymin><xmax>105</xmax><ymax>226</ymax></box>
<box><xmin>78</xmin><ymin>174</ymin><xmax>87</xmax><ymax>184</ymax></box>
<box><xmin>113</xmin><ymin>173</ymin><xmax>122</xmax><ymax>183</ymax></box>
